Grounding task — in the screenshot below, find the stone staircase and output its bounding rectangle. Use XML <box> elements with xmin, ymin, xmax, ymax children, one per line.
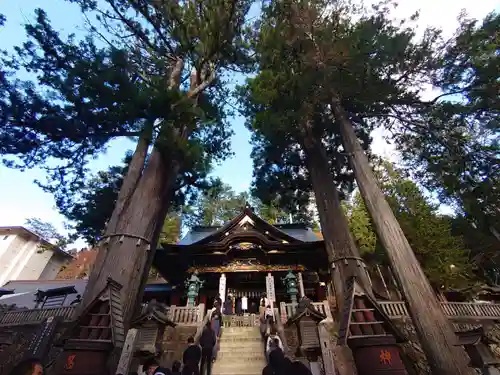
<box><xmin>212</xmin><ymin>326</ymin><xmax>266</xmax><ymax>375</ymax></box>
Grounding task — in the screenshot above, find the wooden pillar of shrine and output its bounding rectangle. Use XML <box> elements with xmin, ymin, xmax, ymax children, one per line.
<box><xmin>171</xmin><ymin>291</ymin><xmax>180</xmax><ymax>306</ymax></box>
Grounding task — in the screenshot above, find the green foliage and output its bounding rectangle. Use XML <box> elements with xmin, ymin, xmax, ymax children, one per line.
<box><xmin>342</xmin><ymin>193</ymin><xmax>376</xmax><ymax>256</ymax></box>
<box><xmin>158</xmin><ymin>213</ymin><xmax>182</xmax><ymax>245</ymax></box>
<box><xmin>255</xmin><ymin>198</ymin><xmax>290</xmax><ymax>225</ymax></box>
<box><xmin>0</xmin><ymin>0</ymin><xmax>253</xmax><ymax>210</ymax></box>
<box><xmin>57</xmin><ymin>150</ymin><xmax>221</xmax><ymax>244</ymax></box>
<box><xmin>24</xmin><ymin>217</ymin><xmax>71</xmax><ymax>250</ymax></box>
<box><xmin>395</xmin><ymin>12</ymin><xmax>499</xmax><ymax>240</ymax></box>
<box><xmin>238</xmin><ymin>0</ymin><xmax>443</xmax><ymax>216</ymax></box>
<box><xmin>344</xmin><ymin>160</ymin><xmax>475</xmax><ymax>289</ymax></box>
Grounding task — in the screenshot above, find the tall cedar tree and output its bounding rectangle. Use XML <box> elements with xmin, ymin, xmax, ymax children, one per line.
<box><xmin>240</xmin><ymin>1</ymin><xmax>473</xmax><ymax>373</ymax></box>
<box><xmin>344</xmin><ymin>160</ymin><xmax>475</xmax><ymax>290</ymax></box>
<box><xmin>0</xmin><ymin>1</ymin><xmax>252</xmax><ymax>363</ymax></box>
<box><xmin>395</xmin><ymin>12</ymin><xmax>499</xmax><ymax>242</ymax></box>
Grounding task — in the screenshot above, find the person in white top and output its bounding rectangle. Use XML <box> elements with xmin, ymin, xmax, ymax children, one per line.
<box><xmin>241</xmin><ymin>295</ymin><xmax>248</xmax><ymax>313</ymax></box>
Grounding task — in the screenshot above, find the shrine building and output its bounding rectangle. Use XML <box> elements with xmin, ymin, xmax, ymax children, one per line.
<box><xmin>152</xmin><ymin>204</ymin><xmax>332</xmax><ymax>310</ymax></box>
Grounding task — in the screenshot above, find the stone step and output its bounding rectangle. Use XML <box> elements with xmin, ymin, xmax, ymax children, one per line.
<box><xmin>220</xmin><ymin>331</ymin><xmax>262</xmax><ymax>339</ymax></box>
<box><xmin>212</xmin><ymin>362</ymin><xmax>266</xmax><ymax>374</ymax></box>
<box><xmin>219</xmin><ymin>339</ymin><xmax>262</xmax><ymax>346</ymax></box>
<box><xmin>218</xmin><ymin>342</ymin><xmax>263</xmax><ymax>350</ymax></box>
<box><xmin>216</xmin><ymin>350</ymin><xmax>264</xmax><ymax>358</ymax></box>
<box><xmin>212</xmin><ymin>327</ymin><xmax>266</xmax><ymax>375</ymax></box>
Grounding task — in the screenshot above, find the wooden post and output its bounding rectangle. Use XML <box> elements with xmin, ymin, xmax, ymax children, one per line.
<box><xmin>298</xmin><ymin>272</ymin><xmax>305</xmax><ymax>298</ymax></box>
<box><xmin>376</xmin><ymin>265</ymin><xmax>391</xmax><ymax>300</ymax></box>
<box><xmin>332</xmin><ymin>95</ymin><xmax>474</xmax><ymax>375</ymax></box>
<box><xmin>115</xmin><ymin>328</ymin><xmax>138</xmax><ymax>375</ymax></box>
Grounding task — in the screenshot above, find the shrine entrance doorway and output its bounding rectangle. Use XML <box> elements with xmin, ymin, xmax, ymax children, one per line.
<box><xmin>225</xmin><ymin>271</ymin><xmax>267</xmax><ymax>315</ymax></box>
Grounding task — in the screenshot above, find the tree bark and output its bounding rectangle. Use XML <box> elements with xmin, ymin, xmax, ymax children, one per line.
<box><xmin>331</xmin><ymin>94</ymin><xmax>474</xmax><ymax>375</ymax></box>
<box><xmin>106</xmin><ymin>127</ymin><xmax>151</xmax><ymax>234</ymax></box>
<box><xmin>299</xmin><ymin>120</ymin><xmax>371</xmax><ymax>310</ymax></box>
<box><xmin>80</xmin><ymin>129</ymin><xmax>150</xmax><ymax>313</ymax></box>
<box><xmin>79</xmin><ymin>146</ymin><xmax>179</xmax><ymax>324</ymax></box>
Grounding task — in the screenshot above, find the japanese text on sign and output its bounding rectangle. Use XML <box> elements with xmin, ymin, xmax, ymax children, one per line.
<box><xmin>379</xmin><ymin>350</ymin><xmax>392</xmax><ymax>365</ymax></box>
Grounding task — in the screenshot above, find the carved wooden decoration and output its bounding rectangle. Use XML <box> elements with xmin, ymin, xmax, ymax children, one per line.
<box><xmin>299</xmin><ymin>317</ymin><xmax>320</xmax><ymax>349</ymax></box>
<box><xmin>135</xmin><ymin>323</ymin><xmax>158</xmax><ymax>354</ymax></box>
<box><xmin>285</xmin><ymin>297</ymin><xmax>326</xmax><ymax>359</ymax></box>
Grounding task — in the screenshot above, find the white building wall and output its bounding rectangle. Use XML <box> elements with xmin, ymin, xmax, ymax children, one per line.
<box><xmin>0</xmin><ymin>235</ymin><xmax>34</xmax><ymax>286</ymax></box>
<box><xmin>0</xmin><ymin>234</ymin><xmax>16</xmax><ymax>260</ymax></box>
<box><xmin>14</xmin><ymin>241</ymin><xmax>51</xmax><ymax>280</ymax></box>
<box><xmin>39</xmin><ymin>253</ymin><xmax>66</xmax><ymax>280</ymax></box>
<box><xmin>0</xmin><ymin>232</ymin><xmax>63</xmax><ymax>285</ymax></box>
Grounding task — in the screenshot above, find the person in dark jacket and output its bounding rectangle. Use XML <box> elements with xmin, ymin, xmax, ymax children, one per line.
<box><xmin>143</xmin><ymin>358</ymin><xmax>172</xmax><ymax>375</ymax></box>
<box><xmin>171</xmin><ymin>361</ymin><xmax>181</xmax><ymax>375</ymax></box>
<box><xmin>182</xmin><ymin>337</ymin><xmax>201</xmax><ymax>375</ymax></box>
<box><xmin>199</xmin><ymin>322</ymin><xmax>216</xmax><ymax>375</ymax></box>
<box><xmin>262</xmin><ymin>349</ymin><xmax>289</xmax><ymax>375</ymax></box>
<box><xmin>214</xmin><ymin>294</ymin><xmax>222</xmax><ymax>308</ymax></box>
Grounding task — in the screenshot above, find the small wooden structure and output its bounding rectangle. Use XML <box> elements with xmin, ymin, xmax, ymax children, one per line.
<box><xmin>457</xmin><ymin>327</ymin><xmax>500</xmax><ymax>374</ymax></box>
<box><xmin>286</xmin><ymin>297</ymin><xmax>326</xmax><ymax>360</ymax></box>
<box><xmin>54</xmin><ymin>278</ymin><xmax>125</xmax><ymax>375</ymax></box>
<box><xmin>131</xmin><ymin>300</ymin><xmax>176</xmax><ymax>358</ymax></box>
<box><xmin>338</xmin><ymin>277</ymin><xmax>408</xmax><ymax>375</ymax></box>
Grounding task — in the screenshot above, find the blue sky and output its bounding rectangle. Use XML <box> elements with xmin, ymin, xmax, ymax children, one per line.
<box><xmin>0</xmin><ymin>0</ymin><xmax>497</xmax><ymax>246</ymax></box>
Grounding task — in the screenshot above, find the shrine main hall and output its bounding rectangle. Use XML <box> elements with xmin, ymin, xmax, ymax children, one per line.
<box><xmin>152</xmin><ymin>205</ymin><xmax>332</xmax><ymax>309</ymax></box>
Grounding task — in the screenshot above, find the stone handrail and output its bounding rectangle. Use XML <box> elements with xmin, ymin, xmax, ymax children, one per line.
<box><xmin>0</xmin><ymin>306</ymin><xmax>76</xmax><ymax>326</ymax></box>
<box><xmin>379</xmin><ymin>301</ymin><xmax>500</xmax><ymax>320</ymax></box>
<box><xmin>167</xmin><ymin>305</ymin><xmax>204</xmax><ymax>325</ymax></box>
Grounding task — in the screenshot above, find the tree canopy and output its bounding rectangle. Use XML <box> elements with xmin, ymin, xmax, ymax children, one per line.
<box><xmin>0</xmin><ymin>0</ymin><xmax>252</xmax><ymax>211</ymax></box>
<box><xmin>394</xmin><ymin>12</ymin><xmax>499</xmax><ymax>241</ymax></box>
<box><xmin>238</xmin><ymin>0</ymin><xmax>442</xmax><ymax>220</ymax></box>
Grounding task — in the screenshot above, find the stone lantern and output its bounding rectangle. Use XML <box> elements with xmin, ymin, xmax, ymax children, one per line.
<box><xmin>185</xmin><ymin>271</ymin><xmax>205</xmax><ymax>307</ymax></box>
<box><xmin>282</xmin><ymin>269</ymin><xmax>299</xmax><ymax>303</ymax></box>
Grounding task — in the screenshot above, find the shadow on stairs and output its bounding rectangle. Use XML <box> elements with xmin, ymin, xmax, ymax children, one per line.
<box><xmin>212</xmin><ymin>326</ymin><xmax>266</xmax><ymax>375</ymax></box>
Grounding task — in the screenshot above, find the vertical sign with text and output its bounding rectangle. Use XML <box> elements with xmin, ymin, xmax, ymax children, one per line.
<box><xmin>219</xmin><ymin>274</ymin><xmax>226</xmax><ymax>304</ymax></box>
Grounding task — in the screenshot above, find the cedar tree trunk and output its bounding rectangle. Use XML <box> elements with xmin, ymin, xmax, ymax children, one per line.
<box><xmin>300</xmin><ymin>120</ymin><xmax>371</xmax><ymax>310</ymax></box>
<box><xmin>332</xmin><ymin>94</ymin><xmax>474</xmax><ymax>375</ymax></box>
<box><xmin>83</xmin><ymin>129</ymin><xmax>151</xmax><ymax>303</ymax></box>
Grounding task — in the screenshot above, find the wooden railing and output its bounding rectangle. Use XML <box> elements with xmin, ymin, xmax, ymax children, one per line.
<box><xmin>0</xmin><ymin>303</ymin><xmax>205</xmax><ymax>327</ymax></box>
<box><xmin>379</xmin><ymin>301</ymin><xmax>500</xmax><ymax>320</ymax></box>
<box><xmin>280</xmin><ymin>300</ymin><xmax>333</xmax><ymax>323</ymax></box>
<box><xmin>0</xmin><ymin>306</ymin><xmax>75</xmax><ymax>326</ymax></box>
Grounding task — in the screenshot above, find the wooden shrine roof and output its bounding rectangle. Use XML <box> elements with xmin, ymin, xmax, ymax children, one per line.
<box><xmin>153</xmin><ymin>205</ymin><xmax>327</xmax><ymax>283</ymax></box>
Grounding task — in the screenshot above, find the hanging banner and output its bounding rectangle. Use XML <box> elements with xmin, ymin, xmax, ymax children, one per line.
<box><xmin>266</xmin><ymin>274</ymin><xmax>276</xmax><ymax>302</ymax></box>
<box><xmin>219</xmin><ymin>274</ymin><xmax>226</xmax><ymax>304</ymax></box>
